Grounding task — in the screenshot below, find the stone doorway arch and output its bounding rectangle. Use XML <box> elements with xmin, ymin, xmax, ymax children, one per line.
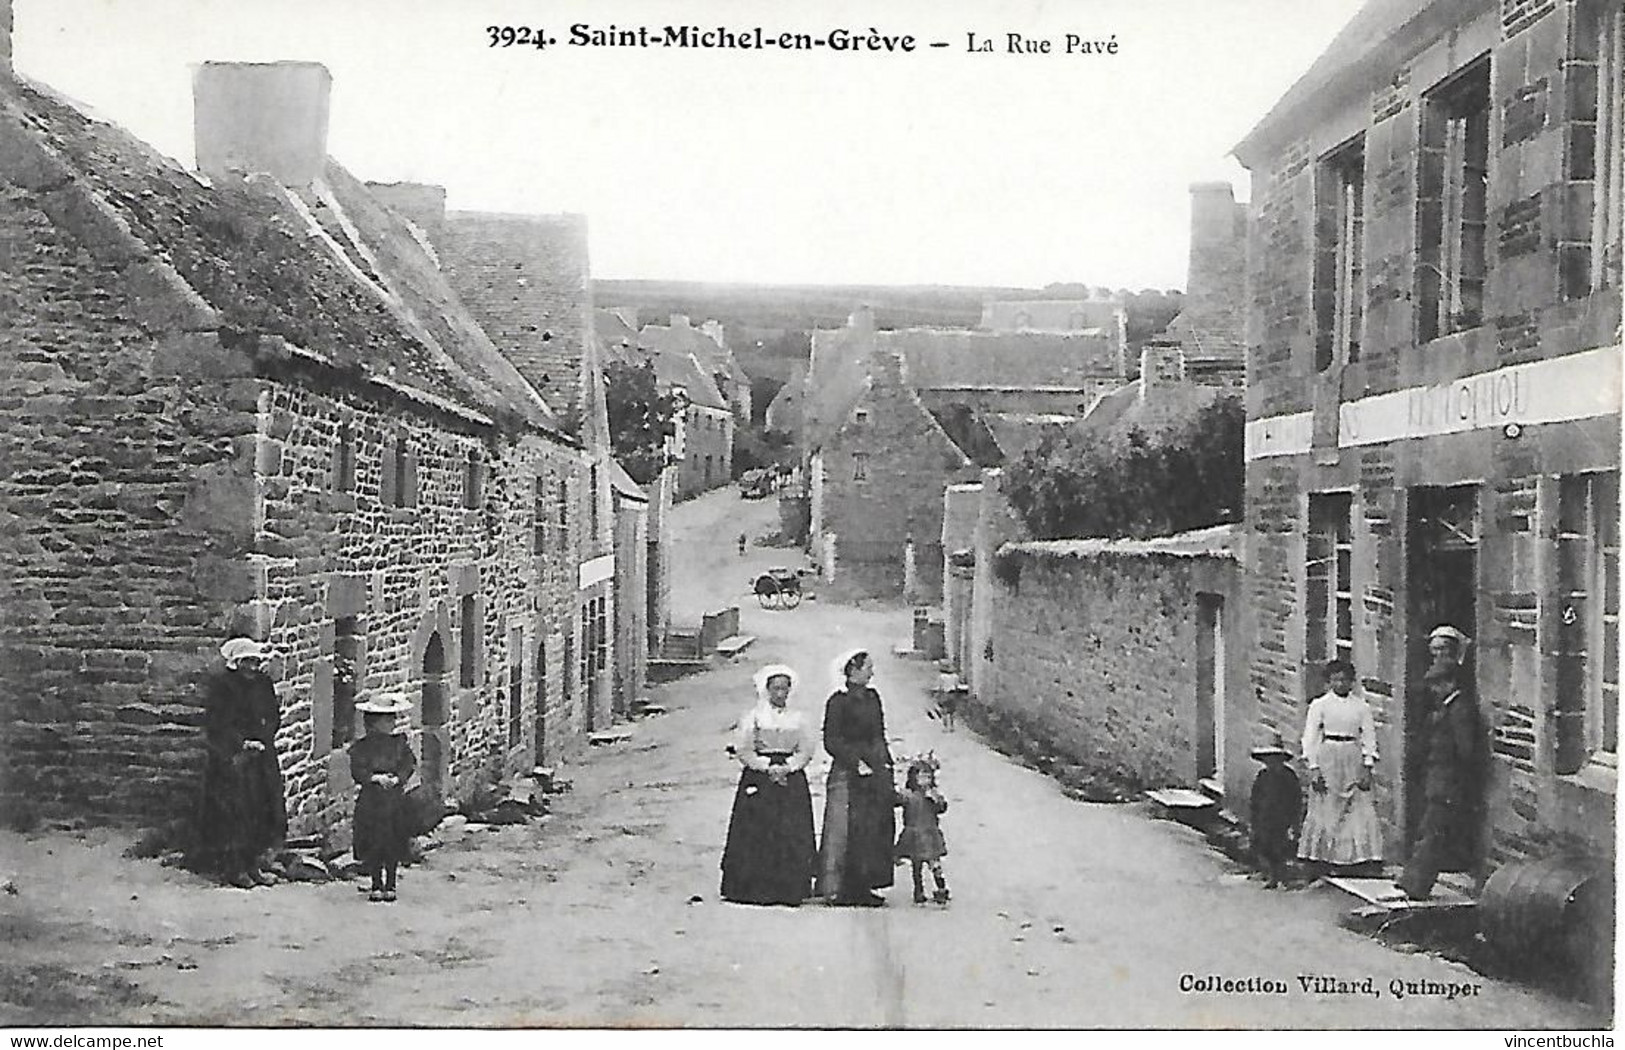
<box><xmin>421</xmin><ymin>632</ymin><xmax>450</xmax><ymax>806</ymax></box>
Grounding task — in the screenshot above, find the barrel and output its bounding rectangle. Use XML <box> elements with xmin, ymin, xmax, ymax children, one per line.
<box><xmin>1480</xmin><ymin>856</ymin><xmax>1613</xmax><ymax>1001</ymax></box>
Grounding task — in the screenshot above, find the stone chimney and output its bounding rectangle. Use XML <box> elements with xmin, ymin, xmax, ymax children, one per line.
<box><xmin>1185</xmin><ymin>181</ymin><xmax>1246</xmax><ymax>329</ymax></box>
<box><xmin>869</xmin><ymin>348</ymin><xmax>906</xmax><ymax>387</ymax></box>
<box><xmin>849</xmin><ymin>306</ymin><xmax>875</xmax><ymax>333</ymax></box>
<box><xmin>1</xmin><ymin>0</ymin><xmax>13</xmax><ymax>78</ymax></box>
<box><xmin>193</xmin><ymin>62</ymin><xmax>332</xmax><ymax>186</ymax></box>
<box><xmin>1139</xmin><ymin>341</ymin><xmax>1186</xmax><ymax>403</ymax></box>
<box><xmin>670</xmin><ymin>314</ymin><xmax>690</xmax><ymax>329</ymax></box>
<box><xmin>366</xmin><ymin>181</ymin><xmax>447</xmax><ymax>238</ymax></box>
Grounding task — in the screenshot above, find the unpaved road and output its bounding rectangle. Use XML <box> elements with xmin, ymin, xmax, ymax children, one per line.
<box><xmin>0</xmin><ymin>486</ymin><xmax>1603</xmax><ymax>1028</ymax></box>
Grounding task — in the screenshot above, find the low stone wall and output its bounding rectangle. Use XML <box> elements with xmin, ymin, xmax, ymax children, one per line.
<box><xmin>976</xmin><ymin>530</ymin><xmax>1247</xmax><ymax>800</ymax></box>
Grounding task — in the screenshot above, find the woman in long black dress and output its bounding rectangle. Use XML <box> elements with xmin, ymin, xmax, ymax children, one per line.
<box><xmin>816</xmin><ymin>650</ymin><xmax>895</xmax><ymax>907</ymax></box>
<box><xmin>350</xmin><ymin>692</ymin><xmax>417</xmax><ymax>903</ymax></box>
<box><xmin>194</xmin><ymin>637</ymin><xmax>287</xmax><ymax>888</ymax></box>
<box><xmin>720</xmin><ymin>663</ymin><xmax>817</xmax><ymax>905</ymax></box>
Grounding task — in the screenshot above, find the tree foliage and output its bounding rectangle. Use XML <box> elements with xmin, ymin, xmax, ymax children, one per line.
<box><xmin>1003</xmin><ymin>395</ymin><xmax>1244</xmax><ymax>540</ymax></box>
<box><xmin>732</xmin><ymin>426</ymin><xmax>795</xmax><ymax>477</ymax></box>
<box><xmin>604</xmin><ymin>360</ymin><xmax>680</xmax><ymax>485</ymax></box>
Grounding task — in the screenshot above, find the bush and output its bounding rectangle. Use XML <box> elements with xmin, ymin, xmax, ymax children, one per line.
<box><xmin>1004</xmin><ymin>394</ymin><xmax>1243</xmax><ymax>540</ymax></box>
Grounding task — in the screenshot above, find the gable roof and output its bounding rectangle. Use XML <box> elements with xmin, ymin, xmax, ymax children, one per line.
<box><xmin>595</xmin><ymin>308</ymin><xmax>641</xmax><ymax>366</ymax></box>
<box><xmin>608</xmin><ymin>458</ymin><xmax>648</xmax><ymax>502</ymax></box>
<box><xmin>2</xmin><ymin>76</ymin><xmax>561</xmax><ymax>433</ymax></box>
<box><xmin>928</xmin><ymin>404</ymin><xmax>1005</xmax><ymax>468</ymax></box>
<box><xmin>653</xmin><ymin>348</ymin><xmax>727</xmax><ymax>411</ymax></box>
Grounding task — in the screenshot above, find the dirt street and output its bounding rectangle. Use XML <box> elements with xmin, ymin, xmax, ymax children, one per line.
<box><xmin>0</xmin><ymin>486</ymin><xmax>1602</xmax><ymax>1028</ymax></box>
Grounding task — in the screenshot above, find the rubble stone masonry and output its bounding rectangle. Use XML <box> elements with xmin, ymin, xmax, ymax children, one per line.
<box><xmin>978</xmin><ymin>542</ymin><xmax>1244</xmax><ymax>796</ymax></box>
<box><xmin>255</xmin><ymin>378</ymin><xmax>585</xmax><ymax>838</ymax></box>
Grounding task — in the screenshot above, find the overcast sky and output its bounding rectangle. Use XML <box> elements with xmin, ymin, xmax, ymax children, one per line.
<box><xmin>13</xmin><ymin>0</ymin><xmax>1366</xmax><ymax>290</ymax></box>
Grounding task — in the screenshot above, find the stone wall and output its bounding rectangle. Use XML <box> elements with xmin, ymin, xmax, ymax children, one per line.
<box><xmin>612</xmin><ymin>495</ymin><xmax>648</xmax><ymax>717</ymax></box>
<box><xmin>941</xmin><ymin>483</ymin><xmax>982</xmax><ymax>675</ymax></box>
<box><xmin>254</xmin><ymin>377</ymin><xmax>586</xmax><ymax>838</ymax></box>
<box><xmin>976</xmin><ymin>536</ymin><xmax>1245</xmax><ymax>796</ymax></box>
<box><xmin>0</xmin><ymin>157</ymin><xmax>256</xmax><ymax>825</ymax></box>
<box><xmin>968</xmin><ymin>469</ymin><xmax>1028</xmax><ymax>702</ymax></box>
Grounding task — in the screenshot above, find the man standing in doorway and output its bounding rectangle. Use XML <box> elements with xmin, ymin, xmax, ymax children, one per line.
<box><xmin>1399</xmin><ymin>625</ymin><xmax>1487</xmax><ymax>900</ymax></box>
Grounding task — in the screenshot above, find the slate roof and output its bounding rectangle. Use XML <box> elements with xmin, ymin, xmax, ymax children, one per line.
<box><xmin>3</xmin><ymin>77</ymin><xmax>561</xmax><ymax>432</ymax></box>
<box><xmin>653</xmin><ymin>349</ymin><xmax>728</xmax><ymax>412</ymax></box>
<box><xmin>980</xmin><ymin>299</ymin><xmax>1124</xmax><ymax>333</ymax></box>
<box><xmin>639</xmin><ymin>319</ymin><xmax>745</xmax><ymax>397</ymax></box>
<box><xmin>608</xmin><ymin>458</ymin><xmax>648</xmax><ymax>503</ymax></box>
<box><xmin>799</xmin><ymin>321</ymin><xmax>1123</xmax><ymax>452</ymax></box>
<box><xmin>595</xmin><ymin>308</ymin><xmax>642</xmax><ymax>366</ymax></box>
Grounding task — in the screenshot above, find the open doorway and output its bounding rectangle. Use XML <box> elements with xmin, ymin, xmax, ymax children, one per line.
<box><xmin>1404</xmin><ymin>484</ymin><xmax>1480</xmax><ymax>844</ymax></box>
<box><xmin>1195</xmin><ymin>593</ymin><xmax>1225</xmax><ymax>785</ymax></box>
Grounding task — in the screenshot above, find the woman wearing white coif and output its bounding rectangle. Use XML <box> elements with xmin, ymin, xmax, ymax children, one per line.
<box><xmin>720</xmin><ymin>663</ymin><xmax>817</xmax><ymax>906</ymax></box>
<box><xmin>194</xmin><ymin>637</ymin><xmax>288</xmax><ymax>888</ymax></box>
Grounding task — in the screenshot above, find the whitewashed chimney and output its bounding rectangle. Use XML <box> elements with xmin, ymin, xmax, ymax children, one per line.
<box><xmin>193</xmin><ymin>61</ymin><xmax>332</xmax><ymax>186</ymax></box>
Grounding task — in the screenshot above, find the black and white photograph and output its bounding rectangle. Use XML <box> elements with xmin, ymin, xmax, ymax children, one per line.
<box><xmin>0</xmin><ymin>0</ymin><xmax>1620</xmax><ymax>1035</ymax></box>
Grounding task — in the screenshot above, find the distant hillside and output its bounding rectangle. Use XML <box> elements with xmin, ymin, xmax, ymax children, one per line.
<box><xmin>593</xmin><ymin>280</ymin><xmax>1187</xmax><ymax>392</ymax></box>
<box><xmin>594</xmin><ymin>279</ymin><xmax>1030</xmax><ymax>331</ymax></box>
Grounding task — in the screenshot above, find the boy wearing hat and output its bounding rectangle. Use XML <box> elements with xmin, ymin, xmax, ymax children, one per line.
<box><xmin>1249</xmin><ymin>730</ymin><xmax>1302</xmax><ymax>888</ymax></box>
<box><xmin>349</xmin><ymin>693</ymin><xmax>417</xmax><ymax>902</ymax></box>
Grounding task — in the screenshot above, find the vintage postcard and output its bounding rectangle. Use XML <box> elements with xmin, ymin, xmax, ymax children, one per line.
<box><xmin>0</xmin><ymin>0</ymin><xmax>1618</xmax><ymax>1039</ymax></box>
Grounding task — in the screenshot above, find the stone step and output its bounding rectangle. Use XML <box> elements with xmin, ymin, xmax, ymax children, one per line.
<box><xmin>648</xmin><ymin>658</ymin><xmax>709</xmax><ymax>684</ymax></box>
<box><xmin>713</xmin><ymin>634</ymin><xmax>757</xmax><ymax>659</ymax></box>
<box><xmin>1325</xmin><ymin>874</ymin><xmax>1478</xmax><ymax>911</ymax></box>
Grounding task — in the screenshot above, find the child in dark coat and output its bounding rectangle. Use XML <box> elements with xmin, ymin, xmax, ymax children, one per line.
<box><xmin>895</xmin><ymin>756</ymin><xmax>950</xmax><ymax>904</ymax></box>
<box><xmin>349</xmin><ymin>693</ymin><xmax>417</xmax><ymax>903</ymax></box>
<box><xmin>1249</xmin><ymin>732</ymin><xmax>1303</xmax><ymax>888</ymax></box>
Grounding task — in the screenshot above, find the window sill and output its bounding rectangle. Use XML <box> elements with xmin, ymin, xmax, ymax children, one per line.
<box><xmin>1556</xmin><ymin>762</ymin><xmax>1617</xmax><ymax>797</ymax></box>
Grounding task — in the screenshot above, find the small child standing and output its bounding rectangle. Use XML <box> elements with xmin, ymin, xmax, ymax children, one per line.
<box><xmin>1248</xmin><ymin>731</ymin><xmax>1303</xmax><ymax>888</ymax></box>
<box><xmin>349</xmin><ymin>693</ymin><xmax>417</xmax><ymax>903</ymax></box>
<box><xmin>894</xmin><ymin>756</ymin><xmax>950</xmax><ymax>904</ymax></box>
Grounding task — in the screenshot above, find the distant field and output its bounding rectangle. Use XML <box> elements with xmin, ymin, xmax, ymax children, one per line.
<box><xmin>593</xmin><ymin>279</ymin><xmax>1035</xmax><ymax>331</ymax></box>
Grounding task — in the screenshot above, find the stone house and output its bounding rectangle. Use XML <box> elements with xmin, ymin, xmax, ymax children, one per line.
<box><xmin>764</xmin><ymin>361</ymin><xmax>807</xmax><ymax>436</ymax></box>
<box><xmin>638</xmin><ymin>316</ymin><xmax>738</xmax><ymax>496</ymax></box>
<box><xmin>799</xmin><ymin>305</ymin><xmax>1128</xmax><ymax>598</ymax></box>
<box><xmin>1234</xmin><ymin>0</ymin><xmax>1622</xmax><ymax>866</ymax></box>
<box><xmin>424</xmin><ymin>209</ymin><xmax>619</xmax><ymax>737</ymax></box>
<box><xmin>0</xmin><ymin>53</ymin><xmax>615</xmax><ymax>836</ymax></box>
<box><xmin>809</xmin><ymin>350</ymin><xmax>989</xmax><ymax>601</ymax></box>
<box><xmin>699</xmin><ymin>318</ymin><xmax>754</xmax><ymax>424</ymax></box>
<box><xmin>594</xmin><ymin>307</ymin><xmax>678</xmax><ymax>650</ymax></box>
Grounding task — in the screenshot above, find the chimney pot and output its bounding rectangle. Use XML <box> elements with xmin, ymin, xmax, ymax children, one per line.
<box><xmin>194</xmin><ymin>61</ymin><xmax>333</xmax><ymax>187</ymax></box>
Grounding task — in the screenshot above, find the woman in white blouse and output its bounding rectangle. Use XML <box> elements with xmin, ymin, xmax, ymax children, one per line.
<box><xmin>1297</xmin><ymin>658</ymin><xmax>1384</xmax><ymax>871</ymax></box>
<box><xmin>720</xmin><ymin>663</ymin><xmax>817</xmax><ymax>905</ymax></box>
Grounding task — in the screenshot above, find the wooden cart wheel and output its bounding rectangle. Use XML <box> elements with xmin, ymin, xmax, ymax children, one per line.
<box><xmin>755</xmin><ymin>575</ymin><xmax>780</xmax><ymax>608</ymax></box>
